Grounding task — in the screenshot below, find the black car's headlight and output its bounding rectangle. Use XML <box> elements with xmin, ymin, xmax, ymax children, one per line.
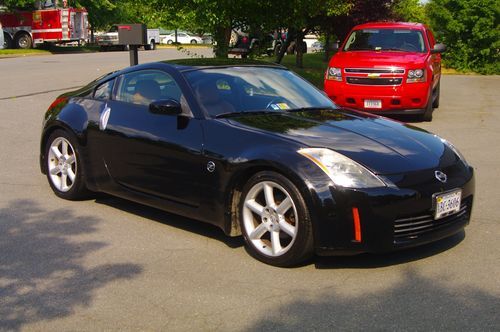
<box><xmin>298</xmin><ymin>148</ymin><xmax>386</xmax><ymax>188</ymax></box>
<box><xmin>439</xmin><ymin>137</ymin><xmax>470</xmax><ymax>168</ymax></box>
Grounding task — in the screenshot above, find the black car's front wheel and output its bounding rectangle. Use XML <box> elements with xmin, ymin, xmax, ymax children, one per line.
<box><xmin>240</xmin><ymin>171</ymin><xmax>314</xmax><ymax>267</ymax></box>
<box><xmin>45</xmin><ymin>130</ymin><xmax>90</xmax><ymax>200</ymax></box>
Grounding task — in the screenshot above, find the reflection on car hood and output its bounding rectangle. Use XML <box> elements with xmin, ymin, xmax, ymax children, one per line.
<box><xmin>227</xmin><ymin>110</ymin><xmax>451</xmax><ymax>175</ymax></box>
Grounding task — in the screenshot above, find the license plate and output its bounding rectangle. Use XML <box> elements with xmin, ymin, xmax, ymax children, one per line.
<box><xmin>364</xmin><ymin>99</ymin><xmax>382</xmax><ymax>109</ymax></box>
<box><xmin>434</xmin><ymin>189</ymin><xmax>462</xmax><ymax>220</ymax></box>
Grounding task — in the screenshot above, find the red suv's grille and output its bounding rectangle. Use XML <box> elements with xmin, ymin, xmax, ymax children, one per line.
<box><xmin>346</xmin><ymin>77</ymin><xmax>403</xmax><ymax>85</ymax></box>
<box><xmin>344</xmin><ymin>67</ymin><xmax>405</xmax><ymax>86</ymax></box>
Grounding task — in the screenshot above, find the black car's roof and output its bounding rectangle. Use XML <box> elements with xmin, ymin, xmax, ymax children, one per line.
<box><xmin>92</xmin><ymin>58</ymin><xmax>286</xmax><ymax>86</ymax></box>
<box><xmin>163</xmin><ymin>58</ymin><xmax>286</xmax><ymax>71</ymax></box>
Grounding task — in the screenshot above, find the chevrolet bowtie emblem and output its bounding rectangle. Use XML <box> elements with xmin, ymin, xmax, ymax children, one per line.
<box><xmin>367</xmin><ymin>73</ymin><xmax>381</xmax><ymax>78</ymax></box>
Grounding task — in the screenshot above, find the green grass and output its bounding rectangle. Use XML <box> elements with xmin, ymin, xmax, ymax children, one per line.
<box><xmin>0</xmin><ymin>48</ymin><xmax>50</xmax><ymax>56</ymax></box>
<box><xmin>0</xmin><ymin>45</ymin><xmax>100</xmax><ymax>57</ymax></box>
<box><xmin>260</xmin><ymin>52</ymin><xmax>329</xmax><ymax>89</ymax></box>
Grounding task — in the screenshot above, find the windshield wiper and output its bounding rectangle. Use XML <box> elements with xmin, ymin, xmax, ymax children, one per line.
<box><xmin>214</xmin><ymin>110</ymin><xmax>284</xmax><ymax>119</ymax></box>
<box><xmin>347</xmin><ymin>48</ymin><xmax>374</xmax><ymax>51</ymax></box>
<box><xmin>383</xmin><ymin>48</ymin><xmax>408</xmax><ymax>52</ymax></box>
<box><xmin>287</xmin><ymin>106</ymin><xmax>335</xmax><ymax>113</ymax></box>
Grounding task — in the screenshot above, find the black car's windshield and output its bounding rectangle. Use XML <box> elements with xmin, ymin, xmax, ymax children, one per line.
<box><xmin>343</xmin><ymin>28</ymin><xmax>427</xmax><ymax>53</ymax></box>
<box><xmin>184</xmin><ymin>67</ymin><xmax>335</xmax><ymax>117</ymax></box>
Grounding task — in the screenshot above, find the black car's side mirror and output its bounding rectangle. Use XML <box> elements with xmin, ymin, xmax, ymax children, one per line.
<box><xmin>149</xmin><ymin>99</ymin><xmax>182</xmax><ymax>115</ymax></box>
<box><xmin>431</xmin><ymin>43</ymin><xmax>446</xmax><ymax>54</ymax></box>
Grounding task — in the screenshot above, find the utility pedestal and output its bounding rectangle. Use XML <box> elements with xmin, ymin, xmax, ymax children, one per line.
<box><xmin>129</xmin><ymin>45</ymin><xmax>139</xmax><ymax>66</ymax></box>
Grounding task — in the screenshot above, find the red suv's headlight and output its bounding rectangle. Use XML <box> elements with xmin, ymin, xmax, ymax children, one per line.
<box><xmin>326</xmin><ymin>67</ymin><xmax>342</xmax><ymax>81</ymax></box>
<box><xmin>407</xmin><ymin>69</ymin><xmax>426</xmax><ymax>83</ymax></box>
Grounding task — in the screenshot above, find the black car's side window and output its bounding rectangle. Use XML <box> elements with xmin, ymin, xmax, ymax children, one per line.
<box><xmin>94</xmin><ymin>80</ymin><xmax>114</xmax><ymax>100</ymax></box>
<box><xmin>116</xmin><ymin>70</ymin><xmax>182</xmax><ymax>106</ymax></box>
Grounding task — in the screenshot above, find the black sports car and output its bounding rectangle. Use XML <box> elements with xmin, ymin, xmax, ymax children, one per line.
<box><xmin>40</xmin><ymin>59</ymin><xmax>474</xmax><ymax>267</ymax></box>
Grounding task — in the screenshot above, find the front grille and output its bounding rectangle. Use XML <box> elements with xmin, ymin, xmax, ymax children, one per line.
<box><xmin>394</xmin><ymin>201</ymin><xmax>470</xmax><ymax>240</ymax></box>
<box><xmin>345</xmin><ymin>68</ymin><xmax>405</xmax><ymax>74</ymax></box>
<box><xmin>346</xmin><ymin>77</ymin><xmax>403</xmax><ymax>85</ymax></box>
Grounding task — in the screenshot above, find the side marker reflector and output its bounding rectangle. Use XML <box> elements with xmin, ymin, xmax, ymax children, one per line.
<box><xmin>352</xmin><ymin>207</ymin><xmax>362</xmax><ymax>242</ymax></box>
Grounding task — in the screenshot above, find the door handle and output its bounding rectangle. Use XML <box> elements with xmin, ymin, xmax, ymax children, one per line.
<box><xmin>99</xmin><ymin>104</ymin><xmax>111</xmax><ymax>131</ymax></box>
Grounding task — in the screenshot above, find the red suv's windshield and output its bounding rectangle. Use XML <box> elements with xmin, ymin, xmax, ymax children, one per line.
<box><xmin>343</xmin><ymin>28</ymin><xmax>427</xmax><ymax>53</ymax></box>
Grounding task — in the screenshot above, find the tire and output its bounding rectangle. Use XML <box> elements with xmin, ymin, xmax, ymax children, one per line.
<box><xmin>99</xmin><ymin>45</ymin><xmax>108</xmax><ymax>52</ymax></box>
<box><xmin>167</xmin><ymin>40</ymin><xmax>173</xmax><ymax>45</ymax></box>
<box><xmin>421</xmin><ymin>94</ymin><xmax>434</xmax><ymax>122</ymax></box>
<box><xmin>3</xmin><ymin>32</ymin><xmax>12</xmax><ymax>49</ymax></box>
<box><xmin>190</xmin><ymin>39</ymin><xmax>197</xmax><ymax>44</ymax></box>
<box><xmin>44</xmin><ymin>129</ymin><xmax>91</xmax><ymax>200</ymax></box>
<box><xmin>239</xmin><ymin>171</ymin><xmax>314</xmax><ymax>267</ymax></box>
<box><xmin>14</xmin><ymin>33</ymin><xmax>32</xmax><ymax>49</ymax></box>
<box><xmin>432</xmin><ymin>80</ymin><xmax>441</xmax><ymax>108</ymax></box>
<box><xmin>145</xmin><ymin>40</ymin><xmax>155</xmax><ymax>51</ymax></box>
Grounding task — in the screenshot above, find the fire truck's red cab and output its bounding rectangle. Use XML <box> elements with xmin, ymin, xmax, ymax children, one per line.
<box><xmin>0</xmin><ymin>7</ymin><xmax>88</xmax><ymax>49</ymax></box>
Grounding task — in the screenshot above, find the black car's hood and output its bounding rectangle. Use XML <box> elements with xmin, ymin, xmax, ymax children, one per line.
<box><xmin>227</xmin><ymin>110</ymin><xmax>453</xmax><ymax>175</ymax></box>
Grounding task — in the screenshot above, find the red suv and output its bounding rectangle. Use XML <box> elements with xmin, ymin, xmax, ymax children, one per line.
<box><xmin>324</xmin><ymin>22</ymin><xmax>446</xmax><ymax>121</ymax></box>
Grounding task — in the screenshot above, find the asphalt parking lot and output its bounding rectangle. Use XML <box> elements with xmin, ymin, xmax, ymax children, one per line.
<box><xmin>0</xmin><ymin>48</ymin><xmax>499</xmax><ymax>331</ymax></box>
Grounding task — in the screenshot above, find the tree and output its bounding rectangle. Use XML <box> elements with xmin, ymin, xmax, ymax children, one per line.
<box><xmin>392</xmin><ymin>0</ymin><xmax>429</xmax><ymax>24</ymax></box>
<box><xmin>0</xmin><ymin>0</ymin><xmax>35</xmax><ymax>9</ymax></box>
<box><xmin>426</xmin><ymin>0</ymin><xmax>500</xmax><ymax>74</ymax></box>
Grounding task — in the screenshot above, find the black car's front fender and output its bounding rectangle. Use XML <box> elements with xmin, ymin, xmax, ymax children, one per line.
<box><xmin>39</xmin><ymin>96</ymin><xmax>91</xmax><ymax>174</ymax></box>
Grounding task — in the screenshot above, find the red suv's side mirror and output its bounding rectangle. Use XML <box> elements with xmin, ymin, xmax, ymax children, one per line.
<box><xmin>431</xmin><ymin>43</ymin><xmax>446</xmax><ymax>54</ymax></box>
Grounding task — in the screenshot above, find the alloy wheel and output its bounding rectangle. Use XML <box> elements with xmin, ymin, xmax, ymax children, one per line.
<box><xmin>242</xmin><ymin>181</ymin><xmax>298</xmax><ymax>257</ymax></box>
<box><xmin>47</xmin><ymin>137</ymin><xmax>77</xmax><ymax>192</ymax></box>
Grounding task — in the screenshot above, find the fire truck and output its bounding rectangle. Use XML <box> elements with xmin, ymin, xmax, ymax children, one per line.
<box><xmin>0</xmin><ymin>6</ymin><xmax>88</xmax><ymax>49</ymax></box>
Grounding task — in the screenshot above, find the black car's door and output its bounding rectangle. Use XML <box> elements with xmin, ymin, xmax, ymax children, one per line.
<box><xmin>99</xmin><ymin>69</ymin><xmax>204</xmax><ymax>208</ymax></box>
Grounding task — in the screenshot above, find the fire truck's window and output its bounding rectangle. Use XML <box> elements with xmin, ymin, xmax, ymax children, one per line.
<box><xmin>116</xmin><ymin>70</ymin><xmax>182</xmax><ymax>106</ymax></box>
<box><xmin>94</xmin><ymin>80</ymin><xmax>114</xmax><ymax>100</ymax></box>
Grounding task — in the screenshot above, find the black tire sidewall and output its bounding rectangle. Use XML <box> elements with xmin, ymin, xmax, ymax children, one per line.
<box><xmin>44</xmin><ymin>130</ymin><xmax>89</xmax><ymax>200</ymax></box>
<box><xmin>15</xmin><ymin>33</ymin><xmax>32</xmax><ymax>49</ymax></box>
<box><xmin>433</xmin><ymin>80</ymin><xmax>441</xmax><ymax>108</ymax></box>
<box><xmin>239</xmin><ymin>171</ymin><xmax>314</xmax><ymax>267</ymax></box>
<box><xmin>422</xmin><ymin>88</ymin><xmax>434</xmax><ymax>122</ymax></box>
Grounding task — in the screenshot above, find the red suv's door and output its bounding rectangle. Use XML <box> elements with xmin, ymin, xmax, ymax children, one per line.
<box><xmin>426</xmin><ymin>28</ymin><xmax>441</xmax><ymax>89</ymax></box>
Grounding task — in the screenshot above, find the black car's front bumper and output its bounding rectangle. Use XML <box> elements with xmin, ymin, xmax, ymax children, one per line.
<box><xmin>310</xmin><ymin>166</ymin><xmax>475</xmax><ymax>256</ymax></box>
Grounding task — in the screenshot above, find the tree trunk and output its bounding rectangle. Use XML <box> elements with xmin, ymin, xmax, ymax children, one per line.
<box><xmin>276</xmin><ymin>28</ymin><xmax>296</xmax><ymax>64</ymax></box>
<box><xmin>324</xmin><ymin>31</ymin><xmax>331</xmax><ymax>62</ymax></box>
<box><xmin>214</xmin><ymin>26</ymin><xmax>232</xmax><ymax>58</ymax></box>
<box><xmin>295</xmin><ymin>33</ymin><xmax>305</xmax><ymax>68</ymax></box>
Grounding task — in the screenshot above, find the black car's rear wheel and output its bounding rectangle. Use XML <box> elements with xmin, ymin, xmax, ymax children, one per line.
<box><xmin>45</xmin><ymin>130</ymin><xmax>90</xmax><ymax>200</ymax></box>
<box><xmin>240</xmin><ymin>171</ymin><xmax>314</xmax><ymax>267</ymax></box>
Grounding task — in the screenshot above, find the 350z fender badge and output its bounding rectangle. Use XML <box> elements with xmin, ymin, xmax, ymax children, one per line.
<box><xmin>207</xmin><ymin>161</ymin><xmax>216</xmax><ymax>172</ymax></box>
